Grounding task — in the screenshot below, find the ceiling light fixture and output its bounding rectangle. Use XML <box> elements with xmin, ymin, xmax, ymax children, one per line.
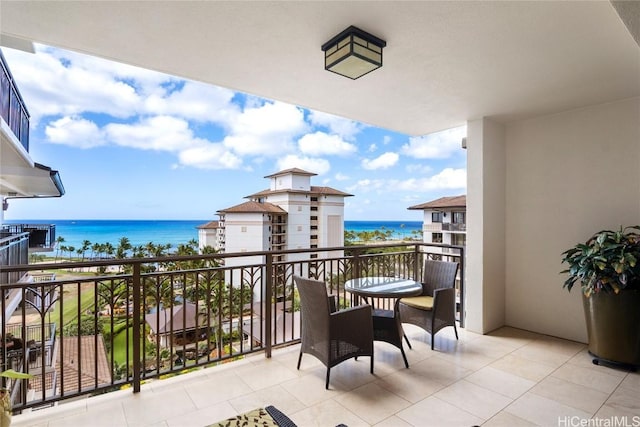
<box><xmin>321</xmin><ymin>26</ymin><xmax>386</xmax><ymax>80</ymax></box>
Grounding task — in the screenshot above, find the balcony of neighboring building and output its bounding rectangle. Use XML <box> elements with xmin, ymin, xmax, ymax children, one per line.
<box><xmin>0</xmin><ymin>49</ymin><xmax>29</xmax><ymax>152</ymax></box>
<box><xmin>1</xmin><ymin>223</ymin><xmax>57</xmax><ymax>252</ymax></box>
<box><xmin>1</xmin><ymin>49</ymin><xmax>65</xmax><ymax>200</ymax></box>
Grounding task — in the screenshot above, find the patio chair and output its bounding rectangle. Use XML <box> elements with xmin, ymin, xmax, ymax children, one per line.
<box><xmin>293</xmin><ymin>276</ymin><xmax>374</xmax><ymax>389</ymax></box>
<box><xmin>398</xmin><ymin>259</ymin><xmax>459</xmax><ymax>350</ymax></box>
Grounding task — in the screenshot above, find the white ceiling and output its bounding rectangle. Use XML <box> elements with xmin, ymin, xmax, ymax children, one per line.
<box><xmin>1</xmin><ymin>1</ymin><xmax>639</xmax><ymax>136</ymax></box>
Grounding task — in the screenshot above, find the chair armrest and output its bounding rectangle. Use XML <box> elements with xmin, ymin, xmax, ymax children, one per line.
<box><xmin>330</xmin><ymin>304</ymin><xmax>373</xmax><ymax>343</ymax></box>
<box><xmin>432</xmin><ymin>287</ymin><xmax>456</xmax><ymax>318</ymax></box>
<box><xmin>328</xmin><ymin>294</ymin><xmax>338</xmax><ymax>313</ymax></box>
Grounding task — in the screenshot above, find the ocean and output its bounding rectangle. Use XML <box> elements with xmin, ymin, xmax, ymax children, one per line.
<box><xmin>5</xmin><ymin>219</ymin><xmax>422</xmax><ymax>252</ymax></box>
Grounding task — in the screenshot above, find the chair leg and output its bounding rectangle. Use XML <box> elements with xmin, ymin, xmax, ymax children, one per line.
<box><xmin>431</xmin><ymin>330</ymin><xmax>435</xmax><ymax>350</ymax></box>
<box><xmin>325</xmin><ymin>368</ymin><xmax>331</xmax><ymax>389</ymax></box>
<box><xmin>403</xmin><ymin>333</ymin><xmax>412</xmax><ymax>349</ymax></box>
<box><xmin>453</xmin><ymin>323</ymin><xmax>459</xmax><ymax>340</ymax></box>
<box><xmin>370</xmin><ymin>354</ymin><xmax>374</xmax><ymax>374</ymax></box>
<box><xmin>297</xmin><ymin>351</ymin><xmax>303</xmax><ymax>370</ymax></box>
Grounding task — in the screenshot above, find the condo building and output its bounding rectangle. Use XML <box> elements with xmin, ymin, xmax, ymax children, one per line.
<box><xmin>201</xmin><ymin>168</ymin><xmax>352</xmax><ymax>275</ymax></box>
<box><xmin>408</xmin><ymin>195</ymin><xmax>466</xmax><ymax>256</ymax></box>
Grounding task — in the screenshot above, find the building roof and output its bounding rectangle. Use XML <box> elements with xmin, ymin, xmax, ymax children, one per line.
<box><xmin>246</xmin><ymin>185</ymin><xmax>354</xmax><ymax>199</ymax></box>
<box><xmin>408</xmin><ymin>195</ymin><xmax>466</xmax><ymax>210</ymax></box>
<box><xmin>145</xmin><ymin>302</ymin><xmax>201</xmax><ymax>335</ymax></box>
<box><xmin>264</xmin><ymin>168</ymin><xmax>317</xmax><ymax>178</ymax></box>
<box><xmin>197</xmin><ymin>220</ymin><xmax>219</xmax><ymax>229</ymax></box>
<box><xmin>217</xmin><ymin>200</ymin><xmax>287</xmax><ymax>214</ymax></box>
<box><xmin>57</xmin><ymin>335</ymin><xmax>112</xmax><ymax>394</ymax></box>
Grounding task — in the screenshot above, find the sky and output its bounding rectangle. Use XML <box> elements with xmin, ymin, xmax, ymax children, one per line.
<box><xmin>3</xmin><ymin>44</ymin><xmax>466</xmax><ymax>221</ymax></box>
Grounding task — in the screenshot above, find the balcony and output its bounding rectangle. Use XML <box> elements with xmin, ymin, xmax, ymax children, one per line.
<box><xmin>2</xmin><ymin>243</ymin><xmax>638</xmax><ymax>426</ymax></box>
<box><xmin>442</xmin><ymin>223</ymin><xmax>466</xmax><ymax>232</ymax></box>
<box><xmin>1</xmin><ymin>224</ymin><xmax>57</xmax><ymax>252</ymax></box>
<box><xmin>10</xmin><ymin>326</ymin><xmax>638</xmax><ymax>427</ymax></box>
<box><xmin>0</xmin><ymin>49</ymin><xmax>30</xmax><ymax>151</ymax></box>
<box><xmin>0</xmin><ymin>243</ymin><xmax>464</xmax><ymax>411</ymax></box>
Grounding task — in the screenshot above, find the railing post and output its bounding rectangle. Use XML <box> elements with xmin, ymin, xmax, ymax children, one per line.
<box><xmin>265</xmin><ymin>253</ymin><xmax>273</xmax><ymax>358</ymax></box>
<box><xmin>353</xmin><ymin>248</ymin><xmax>361</xmax><ymax>278</ymax></box>
<box><xmin>132</xmin><ymin>263</ymin><xmax>142</xmax><ymax>392</ymax></box>
<box><xmin>413</xmin><ymin>245</ymin><xmax>421</xmax><ymax>282</ymax></box>
<box><xmin>459</xmin><ymin>246</ymin><xmax>465</xmax><ymax>328</ymax></box>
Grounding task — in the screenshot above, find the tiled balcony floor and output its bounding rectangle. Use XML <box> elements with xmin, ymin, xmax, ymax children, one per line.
<box><xmin>12</xmin><ymin>326</ymin><xmax>640</xmax><ymax>427</ymax></box>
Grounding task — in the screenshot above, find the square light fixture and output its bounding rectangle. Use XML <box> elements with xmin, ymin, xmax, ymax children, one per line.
<box><xmin>321</xmin><ymin>26</ymin><xmax>386</xmax><ymax>80</ymax></box>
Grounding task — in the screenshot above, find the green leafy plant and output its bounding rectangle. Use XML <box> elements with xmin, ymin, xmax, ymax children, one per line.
<box><xmin>561</xmin><ymin>226</ymin><xmax>640</xmax><ymax>297</ymax></box>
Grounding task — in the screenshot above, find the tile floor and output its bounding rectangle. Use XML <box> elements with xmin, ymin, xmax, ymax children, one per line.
<box><xmin>11</xmin><ymin>326</ymin><xmax>640</xmax><ymax>427</ymax></box>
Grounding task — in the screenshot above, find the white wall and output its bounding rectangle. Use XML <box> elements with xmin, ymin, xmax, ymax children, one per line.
<box><xmin>466</xmin><ymin>118</ymin><xmax>506</xmax><ymax>334</ymax></box>
<box><xmin>505</xmin><ymin>97</ymin><xmax>640</xmax><ymax>342</ymax></box>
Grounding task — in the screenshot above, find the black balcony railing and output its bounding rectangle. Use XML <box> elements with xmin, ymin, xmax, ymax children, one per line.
<box><xmin>0</xmin><ymin>242</ymin><xmax>464</xmax><ymax>412</ymax></box>
<box><xmin>0</xmin><ymin>49</ymin><xmax>30</xmax><ymax>151</ymax></box>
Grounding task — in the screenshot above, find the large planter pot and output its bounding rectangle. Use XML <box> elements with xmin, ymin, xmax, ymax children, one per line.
<box><xmin>582</xmin><ymin>289</ymin><xmax>640</xmax><ymax>368</ymax></box>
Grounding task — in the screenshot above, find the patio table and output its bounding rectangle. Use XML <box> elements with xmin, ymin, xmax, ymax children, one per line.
<box><xmin>344</xmin><ymin>276</ymin><xmax>422</xmax><ymax>368</ymax></box>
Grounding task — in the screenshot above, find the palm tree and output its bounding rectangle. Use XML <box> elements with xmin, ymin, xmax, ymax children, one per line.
<box><xmin>80</xmin><ymin>240</ymin><xmax>91</xmax><ymax>262</ymax></box>
<box><xmin>116</xmin><ymin>237</ymin><xmax>132</xmax><ymax>258</ymax></box>
<box><xmin>91</xmin><ymin>242</ymin><xmax>101</xmax><ymax>260</ymax></box>
<box><xmin>55</xmin><ymin>236</ymin><xmax>66</xmax><ymax>261</ymax></box>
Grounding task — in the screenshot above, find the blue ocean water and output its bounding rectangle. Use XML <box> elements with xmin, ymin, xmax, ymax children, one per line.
<box><xmin>5</xmin><ymin>219</ymin><xmax>422</xmax><ymax>252</ymax></box>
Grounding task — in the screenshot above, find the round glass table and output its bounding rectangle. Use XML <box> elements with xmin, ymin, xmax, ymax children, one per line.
<box><xmin>344</xmin><ymin>276</ymin><xmax>423</xmax><ymax>368</ymax></box>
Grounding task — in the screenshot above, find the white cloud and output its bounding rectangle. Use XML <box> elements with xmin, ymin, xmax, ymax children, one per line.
<box><xmin>277</xmin><ymin>155</ymin><xmax>330</xmax><ymax>175</ymax></box>
<box><xmin>347</xmin><ymin>179</ymin><xmax>388</xmax><ymax>193</ymax></box>
<box><xmin>3</xmin><ymin>46</ymin><xmax>144</xmax><ymax>123</ymax></box>
<box><xmin>335</xmin><ymin>172</ymin><xmax>349</xmax><ymax>181</ymax></box>
<box><xmin>395</xmin><ymin>168</ymin><xmax>467</xmax><ymax>191</ymax></box>
<box><xmin>405</xmin><ymin>163</ymin><xmax>433</xmax><ymax>174</ymax></box>
<box><xmin>307</xmin><ymin>110</ymin><xmax>363</xmax><ymax>140</ymax></box>
<box><xmin>178</xmin><ymin>144</ymin><xmax>243</xmax><ymax>170</ymax></box>
<box><xmin>383</xmin><ymin>135</ymin><xmax>392</xmax><ymax>145</ymax></box>
<box><xmin>223</xmin><ymin>102</ymin><xmax>307</xmax><ymax>156</ymax></box>
<box><xmin>45</xmin><ymin>116</ymin><xmax>106</xmax><ymax>148</ymax></box>
<box><xmin>347</xmin><ymin>168</ymin><xmax>466</xmax><ymax>194</ymax></box>
<box><xmin>105</xmin><ymin>116</ymin><xmax>200</xmax><ymax>152</ymax></box>
<box><xmin>401</xmin><ymin>126</ymin><xmax>466</xmax><ymax>159</ymax></box>
<box><xmin>298</xmin><ymin>132</ymin><xmax>357</xmax><ymax>156</ymax></box>
<box><xmin>144</xmin><ymin>81</ymin><xmax>239</xmax><ymax>123</ymax></box>
<box><xmin>368</xmin><ymin>144</ymin><xmax>377</xmax><ymax>152</ymax></box>
<box><xmin>361</xmin><ymin>152</ymin><xmax>399</xmax><ymax>170</ymax></box>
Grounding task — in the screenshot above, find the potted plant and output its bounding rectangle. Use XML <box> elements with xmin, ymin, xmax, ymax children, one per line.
<box><xmin>561</xmin><ymin>225</ymin><xmax>640</xmax><ymax>369</ymax></box>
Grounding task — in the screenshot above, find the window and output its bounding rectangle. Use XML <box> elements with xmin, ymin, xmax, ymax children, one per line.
<box><xmin>311</xmin><ymin>197</ymin><xmax>318</xmax><ymax>202</ymax></box>
<box><xmin>432</xmin><ymin>212</ymin><xmax>443</xmax><ymax>223</ymax></box>
<box><xmin>310</xmin><ymin>216</ymin><xmax>318</xmax><ymax>220</ymax></box>
<box><xmin>310</xmin><ymin>225</ymin><xmax>318</xmax><ymax>230</ymax></box>
<box><xmin>453</xmin><ymin>212</ymin><xmax>466</xmax><ymax>224</ymax></box>
<box><xmin>452</xmin><ymin>234</ymin><xmax>466</xmax><ymax>246</ymax></box>
<box><xmin>432</xmin><ymin>232</ymin><xmax>443</xmax><ymax>243</ymax></box>
<box><xmin>297</xmin><ymin>225</ymin><xmax>302</xmax><ymax>231</ymax></box>
<box><xmin>297</xmin><ymin>205</ymin><xmax>302</xmax><ymax>211</ymax></box>
<box><xmin>310</xmin><ymin>235</ymin><xmax>318</xmax><ymax>240</ymax></box>
<box><xmin>241</xmin><ymin>226</ymin><xmax>247</xmax><ymax>232</ymax></box>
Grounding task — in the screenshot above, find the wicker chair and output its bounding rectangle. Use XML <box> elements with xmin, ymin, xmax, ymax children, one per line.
<box><xmin>293</xmin><ymin>276</ymin><xmax>374</xmax><ymax>389</ymax></box>
<box><xmin>398</xmin><ymin>259</ymin><xmax>459</xmax><ymax>350</ymax></box>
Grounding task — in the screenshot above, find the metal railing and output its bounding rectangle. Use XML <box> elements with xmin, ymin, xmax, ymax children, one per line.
<box><xmin>1</xmin><ymin>224</ymin><xmax>57</xmax><ymax>251</ymax></box>
<box><xmin>0</xmin><ymin>242</ymin><xmax>464</xmax><ymax>412</ymax></box>
<box><xmin>442</xmin><ymin>223</ymin><xmax>466</xmax><ymax>232</ymax></box>
<box><xmin>0</xmin><ymin>49</ymin><xmax>30</xmax><ymax>151</ymax></box>
<box><xmin>0</xmin><ymin>232</ymin><xmax>29</xmax><ymax>285</ymax></box>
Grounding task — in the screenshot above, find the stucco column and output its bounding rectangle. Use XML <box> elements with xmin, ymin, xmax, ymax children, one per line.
<box><xmin>465</xmin><ymin>118</ymin><xmax>506</xmax><ymax>334</ymax></box>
